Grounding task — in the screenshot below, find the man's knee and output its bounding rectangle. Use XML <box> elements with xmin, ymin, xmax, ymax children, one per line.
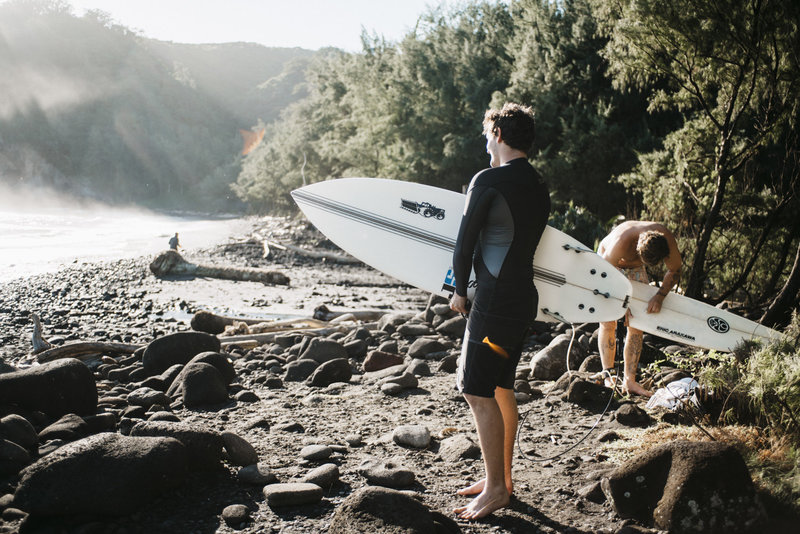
<box><xmin>599</xmin><ymin>321</ymin><xmax>616</xmax><ymax>333</ymax></box>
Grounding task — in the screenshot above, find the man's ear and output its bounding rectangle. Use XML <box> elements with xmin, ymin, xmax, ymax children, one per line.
<box><xmin>495</xmin><ymin>127</ymin><xmax>503</xmax><ymax>144</ymax></box>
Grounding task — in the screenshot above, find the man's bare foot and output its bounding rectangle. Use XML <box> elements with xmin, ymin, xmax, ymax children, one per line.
<box><xmin>456</xmin><ymin>478</ymin><xmax>513</xmax><ymax>496</ymax></box>
<box><xmin>453</xmin><ymin>486</ymin><xmax>510</xmax><ymax>520</ymax></box>
<box><xmin>622</xmin><ymin>378</ymin><xmax>653</xmax><ymax>397</ymax></box>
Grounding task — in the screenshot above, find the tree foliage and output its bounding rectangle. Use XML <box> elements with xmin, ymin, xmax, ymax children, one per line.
<box><xmin>595</xmin><ymin>0</ymin><xmax>800</xmax><ymax>303</ymax></box>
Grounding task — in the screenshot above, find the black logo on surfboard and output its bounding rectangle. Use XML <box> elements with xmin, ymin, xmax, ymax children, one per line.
<box><xmin>401</xmin><ymin>199</ymin><xmax>445</xmax><ymax>220</ymax></box>
<box><xmin>707</xmin><ymin>316</ymin><xmax>730</xmax><ymax>334</ymax></box>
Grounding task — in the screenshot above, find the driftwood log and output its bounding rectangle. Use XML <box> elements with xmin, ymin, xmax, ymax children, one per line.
<box><xmin>149</xmin><ymin>250</ymin><xmax>290</xmax><ymax>285</ymax></box>
<box><xmin>254</xmin><ymin>232</ymin><xmax>360</xmax><ymax>264</ymax></box>
<box><xmin>191</xmin><ymin>307</ymin><xmax>387</xmax><ymax>335</ymax></box>
<box><xmin>36</xmin><ymin>342</ymin><xmax>142</xmax><ymax>363</ymax></box>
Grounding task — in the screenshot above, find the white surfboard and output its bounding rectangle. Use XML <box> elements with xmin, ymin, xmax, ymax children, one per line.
<box><xmin>627</xmin><ymin>280</ymin><xmax>782</xmax><ymax>352</ymax></box>
<box><xmin>291</xmin><ymin>178</ymin><xmax>632</xmax><ymax>324</ymax></box>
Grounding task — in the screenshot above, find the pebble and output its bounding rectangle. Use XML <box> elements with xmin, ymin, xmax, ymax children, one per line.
<box><xmin>222</xmin><ymin>504</ymin><xmax>251</xmax><ymax>527</ymax></box>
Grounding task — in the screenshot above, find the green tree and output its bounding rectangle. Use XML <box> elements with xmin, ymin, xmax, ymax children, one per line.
<box><xmin>502</xmin><ymin>0</ymin><xmax>662</xmax><ymax>220</ymax></box>
<box><xmin>595</xmin><ymin>0</ymin><xmax>800</xmax><ymax>300</ymax></box>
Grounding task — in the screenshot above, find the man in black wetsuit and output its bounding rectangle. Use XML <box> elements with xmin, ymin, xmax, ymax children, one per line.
<box><xmin>450</xmin><ymin>103</ymin><xmax>550</xmax><ymax>519</ymax></box>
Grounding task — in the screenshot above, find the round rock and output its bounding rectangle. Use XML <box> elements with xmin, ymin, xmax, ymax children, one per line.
<box><xmin>392</xmin><ymin>425</ymin><xmax>431</xmax><ymax>449</ymax></box>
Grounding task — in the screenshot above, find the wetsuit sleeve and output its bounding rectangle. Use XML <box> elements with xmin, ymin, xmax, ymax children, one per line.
<box><xmin>452</xmin><ymin>182</ymin><xmax>497</xmax><ymax>296</ymax></box>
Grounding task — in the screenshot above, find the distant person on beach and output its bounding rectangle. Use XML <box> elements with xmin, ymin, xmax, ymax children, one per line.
<box><xmin>596</xmin><ymin>221</ymin><xmax>682</xmax><ymax>397</ymax></box>
<box><xmin>449</xmin><ymin>103</ymin><xmax>550</xmax><ymax>519</ymax></box>
<box><xmin>169</xmin><ymin>233</ymin><xmax>180</xmax><ymax>251</ymax></box>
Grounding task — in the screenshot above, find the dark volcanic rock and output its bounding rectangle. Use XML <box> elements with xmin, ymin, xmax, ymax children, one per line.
<box><xmin>284</xmin><ymin>359</ymin><xmax>320</xmax><ymax>382</ymax></box>
<box><xmin>0</xmin><ymin>358</ymin><xmax>97</xmax><ymax>417</ymax></box>
<box><xmin>299</xmin><ymin>338</ymin><xmax>348</xmax><ymax>364</ymax></box>
<box><xmin>130</xmin><ymin>420</ymin><xmax>224</xmax><ymax>470</ymax></box>
<box><xmin>38</xmin><ymin>413</ymin><xmax>89</xmax><ymax>442</ymax></box>
<box><xmin>615</xmin><ymin>403</ymin><xmax>652</xmax><ymax>427</ymax></box>
<box><xmin>307</xmin><ymin>358</ymin><xmax>352</xmax><ymax>387</ymax></box>
<box><xmin>363</xmin><ymin>350</ymin><xmax>405</xmax><ymax>372</ymax></box>
<box><xmin>601</xmin><ymin>440</ymin><xmax>764</xmax><ymax>533</ymax></box>
<box><xmin>0</xmin><ymin>414</ymin><xmax>39</xmax><ymax>452</ymax></box>
<box><xmin>329</xmin><ymin>486</ymin><xmax>453</xmax><ymax>534</ymax></box>
<box><xmin>530</xmin><ymin>334</ymin><xmax>587</xmax><ymax>380</ymax></box>
<box><xmin>13</xmin><ymin>432</ymin><xmax>188</xmax><ymax>516</ymax></box>
<box><xmin>407</xmin><ymin>337</ymin><xmax>446</xmax><ymax>359</ymax></box>
<box><xmin>142</xmin><ymin>331</ymin><xmax>221</xmax><ymax>375</ymax></box>
<box><xmin>0</xmin><ymin>438</ymin><xmax>30</xmax><ymax>476</ymax></box>
<box><xmin>180</xmin><ymin>362</ymin><xmax>230</xmax><ymax>408</ymax></box>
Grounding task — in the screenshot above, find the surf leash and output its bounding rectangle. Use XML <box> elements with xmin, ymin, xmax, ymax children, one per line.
<box><xmin>516</xmin><ymin>316</ymin><xmax>621</xmax><ymax>463</ymax></box>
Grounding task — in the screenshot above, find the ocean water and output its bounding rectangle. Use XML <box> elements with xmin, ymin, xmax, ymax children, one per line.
<box><xmin>0</xmin><ymin>191</ymin><xmax>251</xmax><ymax>283</ymax></box>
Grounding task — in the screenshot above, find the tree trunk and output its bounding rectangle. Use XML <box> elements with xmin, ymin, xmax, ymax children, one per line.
<box><xmin>686</xmin><ymin>172</ymin><xmax>729</xmax><ymax>298</ymax></box>
<box><xmin>760</xmin><ymin>239</ymin><xmax>800</xmax><ymax>328</ymax></box>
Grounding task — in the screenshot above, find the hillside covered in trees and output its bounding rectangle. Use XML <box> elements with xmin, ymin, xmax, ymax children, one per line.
<box><xmin>0</xmin><ymin>0</ymin><xmax>312</xmax><ymax>210</ymax></box>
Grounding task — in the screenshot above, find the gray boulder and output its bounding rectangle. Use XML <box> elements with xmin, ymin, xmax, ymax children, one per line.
<box><xmin>530</xmin><ymin>334</ymin><xmax>587</xmax><ymax>380</ymax></box>
<box><xmin>13</xmin><ymin>433</ymin><xmax>188</xmax><ymax>516</ymax></box>
<box><xmin>0</xmin><ymin>358</ymin><xmax>97</xmax><ymax>417</ymax></box>
<box><xmin>142</xmin><ymin>331</ymin><xmax>221</xmax><ymax>375</ymax></box>
<box><xmin>435</xmin><ymin>315</ymin><xmax>467</xmax><ymax>338</ymax></box>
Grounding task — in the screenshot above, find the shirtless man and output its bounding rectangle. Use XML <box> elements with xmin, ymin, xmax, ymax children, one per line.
<box><xmin>597</xmin><ymin>221</ymin><xmax>682</xmax><ymax>397</ymax></box>
<box><xmin>450</xmin><ymin>103</ymin><xmax>549</xmax><ymax>519</ymax></box>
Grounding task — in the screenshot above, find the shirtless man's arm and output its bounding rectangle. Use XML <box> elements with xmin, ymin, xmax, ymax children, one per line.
<box><xmin>646</xmin><ymin>229</ymin><xmax>681</xmax><ymax>313</ymax></box>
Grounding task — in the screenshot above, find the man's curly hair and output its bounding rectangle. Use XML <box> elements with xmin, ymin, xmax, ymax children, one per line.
<box><xmin>637</xmin><ymin>231</ymin><xmax>670</xmax><ymax>266</ymax></box>
<box><xmin>482</xmin><ymin>103</ymin><xmax>536</xmax><ymax>153</ymax></box>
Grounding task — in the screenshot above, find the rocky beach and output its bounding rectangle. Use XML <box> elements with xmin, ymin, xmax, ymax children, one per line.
<box><xmin>0</xmin><ymin>216</ymin><xmax>796</xmax><ymax>534</ymax></box>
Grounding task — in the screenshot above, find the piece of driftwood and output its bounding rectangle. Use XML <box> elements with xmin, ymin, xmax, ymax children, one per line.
<box><xmin>192</xmin><ymin>308</ymin><xmax>386</xmax><ymax>335</ymax></box>
<box><xmin>31</xmin><ymin>313</ymin><xmax>53</xmax><ymax>354</ymax></box>
<box><xmin>312</xmin><ymin>304</ymin><xmax>386</xmax><ymax>322</ymax></box>
<box><xmin>149</xmin><ymin>250</ymin><xmax>290</xmax><ymax>285</ymax></box>
<box><xmin>36</xmin><ymin>342</ymin><xmax>142</xmax><ymax>363</ymax></box>
<box><xmin>258</xmin><ymin>236</ymin><xmax>360</xmax><ymax>264</ymax></box>
<box><xmin>219</xmin><ymin>326</ymin><xmax>354</xmax><ymax>344</ymax></box>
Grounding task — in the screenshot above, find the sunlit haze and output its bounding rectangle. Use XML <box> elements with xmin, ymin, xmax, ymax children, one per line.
<box><xmin>63</xmin><ymin>0</ymin><xmax>449</xmax><ymax>51</ymax></box>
